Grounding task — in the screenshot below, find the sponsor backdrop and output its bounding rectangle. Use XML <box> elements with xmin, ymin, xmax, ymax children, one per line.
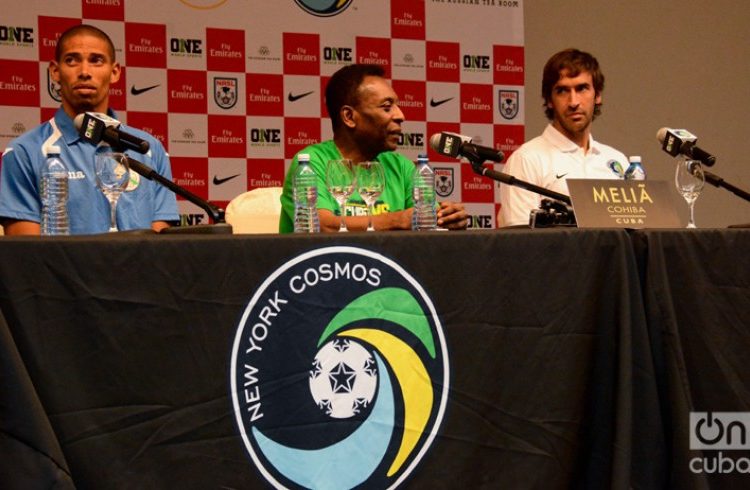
<box><xmin>0</xmin><ymin>0</ymin><xmax>524</xmax><ymax>228</ymax></box>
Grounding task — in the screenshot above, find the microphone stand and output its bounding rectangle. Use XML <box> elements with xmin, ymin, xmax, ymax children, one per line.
<box><xmin>464</xmin><ymin>152</ymin><xmax>575</xmax><ymax>227</ymax></box>
<box><xmin>124</xmin><ymin>155</ymin><xmax>231</xmax><ymax>233</ymax></box>
<box><xmin>463</xmin><ymin>152</ymin><xmax>572</xmax><ymax>205</ymax></box>
<box><xmin>702</xmin><ymin>169</ymin><xmax>750</xmax><ymax>203</ymax></box>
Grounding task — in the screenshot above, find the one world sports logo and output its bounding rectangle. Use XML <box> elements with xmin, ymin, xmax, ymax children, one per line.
<box><xmin>294</xmin><ymin>0</ymin><xmax>353</xmax><ymax>17</ymax></box>
<box><xmin>230</xmin><ymin>246</ymin><xmax>449</xmax><ymax>489</ymax></box>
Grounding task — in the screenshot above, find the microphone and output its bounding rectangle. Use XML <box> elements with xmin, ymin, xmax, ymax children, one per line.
<box><xmin>656</xmin><ymin>127</ymin><xmax>716</xmax><ymax>167</ymax></box>
<box><xmin>74</xmin><ymin>112</ymin><xmax>150</xmax><ymax>154</ymax></box>
<box><xmin>429</xmin><ymin>132</ymin><xmax>505</xmax><ymax>164</ymax></box>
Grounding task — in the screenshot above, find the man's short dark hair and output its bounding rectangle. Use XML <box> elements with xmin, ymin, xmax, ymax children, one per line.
<box><xmin>325</xmin><ymin>64</ymin><xmax>386</xmax><ymax>131</ymax></box>
<box><xmin>542</xmin><ymin>48</ymin><xmax>604</xmax><ymax>120</ymax></box>
<box><xmin>55</xmin><ymin>24</ymin><xmax>116</xmax><ymax>62</ymax></box>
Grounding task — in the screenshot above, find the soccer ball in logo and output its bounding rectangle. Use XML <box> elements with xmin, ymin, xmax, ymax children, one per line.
<box><xmin>214</xmin><ymin>77</ymin><xmax>238</xmax><ymax>109</ymax></box>
<box><xmin>434</xmin><ymin>167</ymin><xmax>454</xmax><ymax>198</ymax></box>
<box><xmin>309</xmin><ymin>338</ymin><xmax>378</xmax><ymax>419</ymax></box>
<box><xmin>499</xmin><ymin>90</ymin><xmax>519</xmax><ymax>120</ymax></box>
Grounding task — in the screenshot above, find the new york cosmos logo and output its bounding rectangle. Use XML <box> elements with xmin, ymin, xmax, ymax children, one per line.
<box><xmin>294</xmin><ymin>0</ymin><xmax>354</xmax><ymax>17</ymax></box>
<box><xmin>178</xmin><ymin>0</ymin><xmax>227</xmax><ymax>9</ymax></box>
<box><xmin>230</xmin><ymin>246</ymin><xmax>449</xmax><ymax>489</ymax></box>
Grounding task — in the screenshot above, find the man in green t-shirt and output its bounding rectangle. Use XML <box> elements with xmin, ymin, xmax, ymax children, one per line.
<box><xmin>279</xmin><ymin>64</ymin><xmax>468</xmax><ymax>233</ymax></box>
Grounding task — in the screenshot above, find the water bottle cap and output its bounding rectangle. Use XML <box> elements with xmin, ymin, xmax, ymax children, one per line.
<box><xmin>48</xmin><ymin>145</ymin><xmax>61</xmax><ymax>155</ymax></box>
<box><xmin>628</xmin><ymin>155</ymin><xmax>641</xmax><ymax>163</ymax></box>
<box><xmin>298</xmin><ymin>153</ymin><xmax>310</xmax><ymax>163</ymax></box>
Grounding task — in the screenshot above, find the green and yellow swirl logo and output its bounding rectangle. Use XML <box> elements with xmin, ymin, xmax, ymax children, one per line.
<box><xmin>293</xmin><ymin>0</ymin><xmax>353</xmax><ymax>17</ymax></box>
<box><xmin>230</xmin><ymin>246</ymin><xmax>449</xmax><ymax>488</ymax></box>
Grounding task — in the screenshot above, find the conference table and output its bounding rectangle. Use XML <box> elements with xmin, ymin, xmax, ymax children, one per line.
<box><xmin>0</xmin><ymin>228</ymin><xmax>747</xmax><ymax>489</ymax></box>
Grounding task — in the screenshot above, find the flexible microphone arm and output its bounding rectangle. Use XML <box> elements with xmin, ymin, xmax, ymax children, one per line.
<box><xmin>701</xmin><ymin>168</ymin><xmax>750</xmax><ymax>203</ymax></box>
<box><xmin>463</xmin><ymin>151</ymin><xmax>572</xmax><ymax>205</ymax></box>
<box><xmin>124</xmin><ymin>156</ymin><xmax>226</xmax><ymax>223</ymax></box>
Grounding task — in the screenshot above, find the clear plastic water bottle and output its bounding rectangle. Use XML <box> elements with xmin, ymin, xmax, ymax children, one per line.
<box><xmin>40</xmin><ymin>145</ymin><xmax>69</xmax><ymax>235</ymax></box>
<box><xmin>625</xmin><ymin>155</ymin><xmax>646</xmax><ymax>180</ymax></box>
<box><xmin>411</xmin><ymin>154</ymin><xmax>437</xmax><ymax>230</ymax></box>
<box><xmin>293</xmin><ymin>153</ymin><xmax>320</xmax><ymax>233</ymax></box>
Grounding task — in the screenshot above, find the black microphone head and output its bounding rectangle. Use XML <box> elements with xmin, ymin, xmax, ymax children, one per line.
<box><xmin>657</xmin><ymin>127</ymin><xmax>701</xmax><ymax>160</ymax></box>
<box><xmin>659</xmin><ymin>128</ymin><xmax>687</xmax><ymax>157</ymax></box>
<box><xmin>76</xmin><ymin>112</ymin><xmax>106</xmax><ymax>145</ymax></box>
<box><xmin>429</xmin><ymin>132</ymin><xmax>462</xmax><ymax>158</ymax></box>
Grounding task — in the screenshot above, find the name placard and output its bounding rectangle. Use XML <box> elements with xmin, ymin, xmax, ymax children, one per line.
<box><xmin>567</xmin><ymin>179</ymin><xmax>681</xmax><ymax>228</ymax></box>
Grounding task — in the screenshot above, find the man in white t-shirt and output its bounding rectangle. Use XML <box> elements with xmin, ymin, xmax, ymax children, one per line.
<box><xmin>499</xmin><ymin>48</ymin><xmax>627</xmax><ymax>227</ymax></box>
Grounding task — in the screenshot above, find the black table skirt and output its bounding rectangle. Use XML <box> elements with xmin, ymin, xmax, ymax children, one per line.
<box><xmin>8</xmin><ymin>228</ymin><xmax>745</xmax><ymax>488</ymax></box>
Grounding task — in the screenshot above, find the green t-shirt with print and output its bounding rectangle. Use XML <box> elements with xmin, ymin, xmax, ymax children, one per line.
<box><xmin>279</xmin><ymin>140</ymin><xmax>415</xmax><ymax>233</ymax></box>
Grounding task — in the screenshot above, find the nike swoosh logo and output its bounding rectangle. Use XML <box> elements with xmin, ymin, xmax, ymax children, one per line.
<box><xmin>430</xmin><ymin>97</ymin><xmax>454</xmax><ymax>107</ymax></box>
<box><xmin>130</xmin><ymin>84</ymin><xmax>160</xmax><ymax>96</ymax></box>
<box><xmin>213</xmin><ymin>174</ymin><xmax>241</xmax><ymax>185</ymax></box>
<box><xmin>287</xmin><ymin>90</ymin><xmax>314</xmax><ymax>102</ymax></box>
<box><xmin>555</xmin><ymin>173</ymin><xmax>568</xmax><ymax>179</ymax></box>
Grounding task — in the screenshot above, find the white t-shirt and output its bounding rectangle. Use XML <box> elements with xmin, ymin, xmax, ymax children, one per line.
<box><xmin>499</xmin><ymin>124</ymin><xmax>628</xmax><ymax>227</ymax></box>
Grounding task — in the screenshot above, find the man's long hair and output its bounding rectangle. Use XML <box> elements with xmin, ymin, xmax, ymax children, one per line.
<box><xmin>542</xmin><ymin>48</ymin><xmax>604</xmax><ymax>120</ymax></box>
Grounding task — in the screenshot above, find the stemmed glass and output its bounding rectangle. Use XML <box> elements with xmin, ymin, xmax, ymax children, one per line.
<box><xmin>326</xmin><ymin>159</ymin><xmax>355</xmax><ymax>232</ymax></box>
<box><xmin>355</xmin><ymin>161</ymin><xmax>385</xmax><ymax>232</ymax></box>
<box><xmin>674</xmin><ymin>158</ymin><xmax>705</xmax><ymax>229</ymax></box>
<box><xmin>94</xmin><ymin>149</ymin><xmax>130</xmax><ymax>232</ymax></box>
